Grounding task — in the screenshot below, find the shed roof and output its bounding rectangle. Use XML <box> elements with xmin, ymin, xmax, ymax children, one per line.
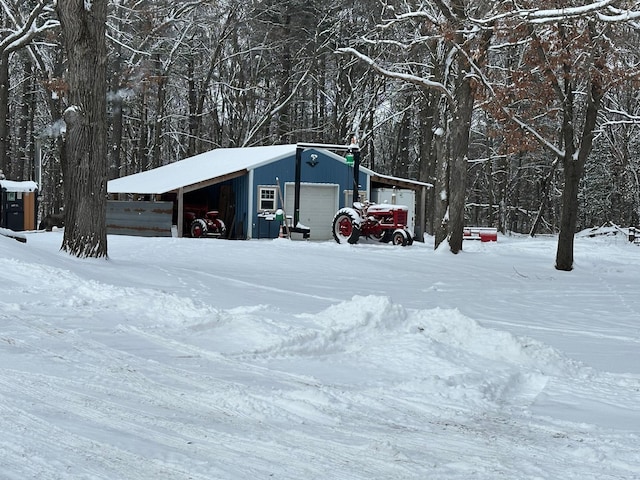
<box><xmin>0</xmin><ymin>180</ymin><xmax>38</xmax><ymax>192</ymax></box>
<box><xmin>107</xmin><ymin>143</ymin><xmax>430</xmax><ymax>195</ymax></box>
<box><xmin>108</xmin><ymin>144</ymin><xmax>298</xmax><ymax>195</ymax></box>
<box><xmin>371</xmin><ymin>172</ymin><xmax>432</xmax><ymax>189</ymax></box>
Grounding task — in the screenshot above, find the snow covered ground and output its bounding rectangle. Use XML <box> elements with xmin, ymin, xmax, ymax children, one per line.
<box><xmin>1</xmin><ymin>230</ymin><xmax>639</xmax><ymax>479</ymax></box>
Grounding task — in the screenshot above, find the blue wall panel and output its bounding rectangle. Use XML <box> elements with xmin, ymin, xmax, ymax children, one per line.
<box><xmin>250</xmin><ymin>149</ymin><xmax>369</xmax><ymax>238</ymax></box>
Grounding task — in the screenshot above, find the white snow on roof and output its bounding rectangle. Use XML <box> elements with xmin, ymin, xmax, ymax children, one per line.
<box><xmin>108</xmin><ymin>144</ymin><xmax>298</xmax><ymax>195</ymax></box>
<box><xmin>107</xmin><ymin>143</ymin><xmax>419</xmax><ymax>195</ymax></box>
<box><xmin>0</xmin><ymin>180</ymin><xmax>38</xmax><ymax>192</ymax></box>
<box><xmin>372</xmin><ymin>172</ymin><xmax>433</xmax><ymax>188</ymax></box>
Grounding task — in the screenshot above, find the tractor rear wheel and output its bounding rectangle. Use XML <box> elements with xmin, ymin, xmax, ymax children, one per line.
<box><xmin>190</xmin><ymin>218</ymin><xmax>208</xmax><ymax>238</ymax></box>
<box><xmin>378</xmin><ymin>230</ymin><xmax>393</xmax><ymax>243</ymax></box>
<box><xmin>332</xmin><ymin>209</ymin><xmax>361</xmax><ymax>244</ymax></box>
<box><xmin>211</xmin><ymin>219</ymin><xmax>226</xmax><ymax>236</ymax></box>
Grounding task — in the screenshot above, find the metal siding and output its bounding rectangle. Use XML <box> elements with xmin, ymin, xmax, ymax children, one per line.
<box><xmin>251</xmin><ymin>156</ymin><xmax>295</xmax><ymax>238</ymax></box>
<box><xmin>252</xmin><ymin>156</ymin><xmax>296</xmax><ymax>187</ymax></box>
<box><xmin>249</xmin><ymin>150</ymin><xmax>371</xmax><ymax>237</ymax></box>
<box><xmin>372</xmin><ymin>188</ymin><xmax>416</xmax><ymax>232</ymax></box>
<box><xmin>106</xmin><ymin>201</ymin><xmax>173</xmax><ymax>237</ymax></box>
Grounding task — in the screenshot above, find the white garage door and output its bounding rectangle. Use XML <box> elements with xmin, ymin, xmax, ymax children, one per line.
<box><xmin>284</xmin><ymin>183</ymin><xmax>339</xmax><ymax>241</ymax></box>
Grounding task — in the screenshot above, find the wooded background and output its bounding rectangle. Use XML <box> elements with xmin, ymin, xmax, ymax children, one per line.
<box><xmin>1</xmin><ymin>0</ymin><xmax>639</xmax><ymax>240</ymax></box>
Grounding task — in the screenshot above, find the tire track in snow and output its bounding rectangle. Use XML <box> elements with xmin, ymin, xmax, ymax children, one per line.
<box><xmin>151</xmin><ymin>264</ymin><xmax>343</xmax><ymax>303</ymax></box>
<box><xmin>115</xmin><ymin>316</ymin><xmax>640</xmax><ymax>479</ymax></box>
<box><xmin>4</xmin><ymin>239</ymin><xmax>640</xmax><ymax>479</ymax></box>
<box><xmin>1</xmin><ymin>316</ymin><xmax>412</xmax><ymax>478</ymax></box>
<box><xmin>0</xmin><ymin>315</ymin><xmax>306</xmax><ymax>477</ymax></box>
<box><xmin>0</xmin><ymin>388</ymin><xmax>219</xmax><ymax>480</ymax></box>
<box><xmin>112</xmin><ymin>326</ymin><xmax>441</xmax><ymax>478</ymax></box>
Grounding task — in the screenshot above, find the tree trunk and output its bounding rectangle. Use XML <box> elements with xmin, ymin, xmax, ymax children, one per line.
<box><xmin>56</xmin><ymin>0</ymin><xmax>108</xmax><ymax>259</ymax></box>
<box><xmin>110</xmin><ymin>90</ymin><xmax>124</xmax><ymax>179</ymax></box>
<box><xmin>555</xmin><ymin>154</ymin><xmax>581</xmax><ymax>270</ymax></box>
<box><xmin>187</xmin><ymin>57</ymin><xmax>198</xmax><ymax>157</ymax></box>
<box><xmin>393</xmin><ymin>93</ymin><xmax>412</xmax><ymax>178</ymax></box>
<box><xmin>109</xmin><ymin>26</ymin><xmax>124</xmax><ymax>180</ymax></box>
<box><xmin>18</xmin><ymin>59</ymin><xmax>34</xmax><ymax>181</ymax></box>
<box><xmin>418</xmin><ymin>85</ymin><xmax>437</xmax><ymax>236</ymax></box>
<box><xmin>555</xmin><ymin>78</ymin><xmax>602</xmax><ymax>271</ymax></box>
<box><xmin>135</xmin><ymin>85</ymin><xmax>149</xmax><ymax>174</ymax></box>
<box><xmin>0</xmin><ymin>53</ymin><xmax>9</xmax><ymax>176</ymax></box>
<box><xmin>278</xmin><ymin>17</ymin><xmax>292</xmax><ymax>144</ymax></box>
<box><xmin>529</xmin><ymin>159</ymin><xmax>558</xmax><ymax>236</ymax></box>
<box><xmin>447</xmin><ymin>75</ymin><xmax>474</xmax><ymax>254</ymax></box>
<box><xmin>152</xmin><ymin>74</ymin><xmax>166</xmax><ymax>168</ymax></box>
<box><xmin>433</xmin><ymin>106</ymin><xmax>449</xmax><ymax>249</ymax></box>
<box><xmin>150</xmin><ymin>53</ymin><xmax>166</xmax><ymax>168</ymax></box>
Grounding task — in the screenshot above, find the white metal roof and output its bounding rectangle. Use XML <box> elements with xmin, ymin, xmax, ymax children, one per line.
<box><xmin>108</xmin><ymin>144</ymin><xmax>298</xmax><ymax>195</ymax></box>
<box><xmin>106</xmin><ymin>143</ymin><xmax>431</xmax><ymax>196</ymax></box>
<box><xmin>371</xmin><ymin>172</ymin><xmax>433</xmax><ymax>188</ymax></box>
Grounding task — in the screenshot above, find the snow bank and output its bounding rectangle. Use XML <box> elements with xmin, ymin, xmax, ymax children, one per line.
<box><xmin>1</xmin><ymin>231</ymin><xmax>639</xmax><ymax>479</ymax></box>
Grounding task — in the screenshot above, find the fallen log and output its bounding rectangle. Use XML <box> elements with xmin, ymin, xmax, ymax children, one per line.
<box><xmin>0</xmin><ymin>227</ymin><xmax>27</xmax><ymax>243</ymax></box>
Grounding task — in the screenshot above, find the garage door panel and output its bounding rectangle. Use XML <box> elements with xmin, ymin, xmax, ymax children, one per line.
<box><xmin>284</xmin><ymin>183</ymin><xmax>338</xmax><ymax>241</ymax></box>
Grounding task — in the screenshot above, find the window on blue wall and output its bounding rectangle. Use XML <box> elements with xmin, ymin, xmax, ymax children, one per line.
<box><xmin>258</xmin><ymin>186</ymin><xmax>277</xmax><ymax>212</ymax></box>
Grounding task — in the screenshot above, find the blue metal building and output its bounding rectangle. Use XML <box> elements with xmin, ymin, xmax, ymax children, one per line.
<box><xmin>108</xmin><ymin>144</ymin><xmax>429</xmax><ymax>241</ymax></box>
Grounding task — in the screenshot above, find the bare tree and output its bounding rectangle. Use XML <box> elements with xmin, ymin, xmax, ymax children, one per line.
<box><xmin>0</xmin><ymin>0</ymin><xmax>58</xmax><ymax>175</ymax></box>
<box><xmin>598</xmin><ymin>91</ymin><xmax>640</xmax><ymax>226</ymax></box>
<box><xmin>56</xmin><ymin>0</ymin><xmax>108</xmax><ymax>258</ymax></box>
<box><xmin>480</xmin><ymin>1</ymin><xmax>640</xmax><ymax>270</ymax></box>
<box><xmin>3</xmin><ymin>0</ymin><xmax>634</xmax><ymax>258</ymax></box>
<box><xmin>338</xmin><ymin>0</ymin><xmax>494</xmax><ymax>253</ymax></box>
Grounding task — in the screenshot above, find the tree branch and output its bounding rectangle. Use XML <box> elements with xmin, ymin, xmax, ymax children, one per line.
<box><xmin>336</xmin><ymin>47</ymin><xmax>453</xmax><ymax>103</ymax></box>
<box><xmin>242</xmin><ymin>69</ymin><xmax>310</xmax><ymax>147</ymax></box>
<box><xmin>0</xmin><ymin>0</ymin><xmax>58</xmax><ymax>54</ymax></box>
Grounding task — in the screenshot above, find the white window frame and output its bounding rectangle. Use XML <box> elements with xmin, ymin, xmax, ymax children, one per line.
<box><xmin>257</xmin><ymin>185</ymin><xmax>278</xmax><ymax>213</ymax></box>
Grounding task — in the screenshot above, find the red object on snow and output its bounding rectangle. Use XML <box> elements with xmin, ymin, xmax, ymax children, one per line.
<box><xmin>463</xmin><ymin>227</ymin><xmax>498</xmax><ymax>242</ymax></box>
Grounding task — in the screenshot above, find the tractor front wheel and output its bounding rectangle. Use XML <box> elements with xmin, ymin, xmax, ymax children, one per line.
<box><xmin>391</xmin><ymin>229</ymin><xmax>408</xmax><ymax>246</ymax></box>
<box><xmin>332</xmin><ymin>209</ymin><xmax>361</xmax><ymax>244</ymax></box>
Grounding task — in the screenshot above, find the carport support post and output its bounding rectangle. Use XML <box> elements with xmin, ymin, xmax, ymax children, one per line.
<box><xmin>417</xmin><ymin>185</ymin><xmax>426</xmax><ymax>242</ymax></box>
<box><xmin>177</xmin><ymin>187</ymin><xmax>184</xmax><ymax>237</ymax></box>
<box><xmin>294</xmin><ymin>146</ymin><xmax>302</xmax><ymax>227</ymax></box>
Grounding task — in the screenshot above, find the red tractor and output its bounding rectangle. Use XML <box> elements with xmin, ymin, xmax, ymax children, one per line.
<box><xmin>184</xmin><ymin>206</ymin><xmax>226</xmax><ymax>238</ymax></box>
<box><xmin>332</xmin><ymin>201</ymin><xmax>414</xmax><ymax>246</ymax></box>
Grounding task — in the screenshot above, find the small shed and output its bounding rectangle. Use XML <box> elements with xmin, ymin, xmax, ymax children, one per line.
<box><xmin>107</xmin><ymin>144</ymin><xmax>431</xmax><ymax>241</ymax></box>
<box><xmin>0</xmin><ymin>180</ymin><xmax>38</xmax><ymax>232</ymax></box>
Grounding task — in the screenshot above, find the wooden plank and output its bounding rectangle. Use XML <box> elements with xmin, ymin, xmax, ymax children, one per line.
<box><xmin>181</xmin><ymin>170</ymin><xmax>247</xmax><ymax>194</ymax></box>
<box><xmin>23</xmin><ymin>192</ymin><xmax>36</xmax><ymax>230</ymax></box>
